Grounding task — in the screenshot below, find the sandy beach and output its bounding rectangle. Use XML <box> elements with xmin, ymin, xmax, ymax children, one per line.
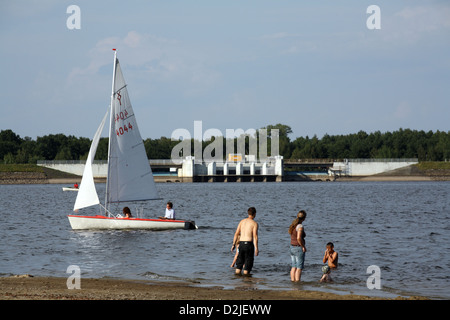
<box><xmin>0</xmin><ymin>275</ymin><xmax>428</xmax><ymax>301</ymax></box>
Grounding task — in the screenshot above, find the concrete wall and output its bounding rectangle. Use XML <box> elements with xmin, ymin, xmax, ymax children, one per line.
<box><xmin>332</xmin><ymin>159</ymin><xmax>418</xmax><ymax>176</ymax></box>
<box><xmin>38</xmin><ymin>162</ymin><xmax>107</xmax><ymax>178</ymax></box>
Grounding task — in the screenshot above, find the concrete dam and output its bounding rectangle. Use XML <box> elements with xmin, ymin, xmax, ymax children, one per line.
<box><xmin>37</xmin><ymin>158</ymin><xmax>419</xmax><ymax>182</ymax></box>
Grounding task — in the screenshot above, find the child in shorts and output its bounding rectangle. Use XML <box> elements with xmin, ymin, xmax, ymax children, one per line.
<box><xmin>230</xmin><ymin>236</ymin><xmax>240</xmax><ymax>268</ymax></box>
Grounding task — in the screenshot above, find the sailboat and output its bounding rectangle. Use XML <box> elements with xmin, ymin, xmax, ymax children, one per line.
<box><xmin>68</xmin><ymin>49</ymin><xmax>196</xmax><ymax>230</ymax></box>
<box><xmin>62</xmin><ymin>187</ymin><xmax>79</xmax><ymax>192</ymax></box>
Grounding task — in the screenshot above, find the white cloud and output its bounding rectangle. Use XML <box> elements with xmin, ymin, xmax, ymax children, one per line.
<box><xmin>396</xmin><ymin>5</ymin><xmax>450</xmax><ymax>29</ymax></box>
<box><xmin>383</xmin><ymin>4</ymin><xmax>450</xmax><ymax>45</ymax></box>
<box><xmin>66</xmin><ymin>31</ymin><xmax>220</xmax><ymax>97</ymax></box>
<box><xmin>123</xmin><ymin>30</ymin><xmax>142</xmax><ymax>48</ymax></box>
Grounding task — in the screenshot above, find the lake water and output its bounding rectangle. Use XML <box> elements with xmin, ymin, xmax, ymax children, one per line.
<box><xmin>0</xmin><ymin>181</ymin><xmax>449</xmax><ymax>299</ymax></box>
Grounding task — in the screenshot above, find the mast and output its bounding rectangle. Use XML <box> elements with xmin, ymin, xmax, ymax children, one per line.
<box><xmin>105</xmin><ymin>48</ymin><xmax>117</xmax><ymax>214</ymax></box>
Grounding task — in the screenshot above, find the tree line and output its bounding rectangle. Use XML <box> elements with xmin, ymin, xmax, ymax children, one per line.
<box><xmin>1</xmin><ymin>125</ymin><xmax>449</xmax><ymax>164</ymax></box>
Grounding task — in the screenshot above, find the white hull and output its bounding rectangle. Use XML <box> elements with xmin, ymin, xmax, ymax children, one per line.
<box><xmin>68</xmin><ymin>215</ymin><xmax>197</xmax><ymax>230</ymax></box>
<box><xmin>63</xmin><ymin>187</ymin><xmax>79</xmax><ymax>192</ymax></box>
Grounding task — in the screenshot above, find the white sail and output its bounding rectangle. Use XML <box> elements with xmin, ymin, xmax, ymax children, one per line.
<box><xmin>106</xmin><ymin>56</ymin><xmax>159</xmax><ymax>204</ymax></box>
<box><xmin>74</xmin><ymin>109</ymin><xmax>109</xmax><ymax>211</ymax></box>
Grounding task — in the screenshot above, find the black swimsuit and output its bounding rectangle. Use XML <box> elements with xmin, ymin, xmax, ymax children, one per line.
<box><xmin>235</xmin><ymin>241</ymin><xmax>254</xmax><ymax>272</ymax></box>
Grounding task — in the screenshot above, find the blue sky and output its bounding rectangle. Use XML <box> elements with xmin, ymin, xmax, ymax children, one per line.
<box><xmin>1</xmin><ymin>1</ymin><xmax>449</xmax><ymax>140</ymax></box>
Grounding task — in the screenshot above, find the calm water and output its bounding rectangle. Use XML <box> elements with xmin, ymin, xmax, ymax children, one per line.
<box><xmin>0</xmin><ymin>181</ymin><xmax>449</xmax><ymax>299</ymax></box>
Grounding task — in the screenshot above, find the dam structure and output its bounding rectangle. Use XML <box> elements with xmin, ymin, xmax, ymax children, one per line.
<box><xmin>38</xmin><ymin>158</ymin><xmax>418</xmax><ymax>182</ymax></box>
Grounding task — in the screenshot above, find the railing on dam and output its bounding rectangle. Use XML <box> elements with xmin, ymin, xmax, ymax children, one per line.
<box><xmin>284</xmin><ymin>159</ymin><xmax>337</xmax><ymax>164</ymax></box>
<box><xmin>37</xmin><ymin>159</ymin><xmax>182</xmax><ymax>165</ymax></box>
<box><xmin>284</xmin><ymin>158</ymin><xmax>418</xmax><ymax>164</ymax></box>
<box><xmin>342</xmin><ymin>158</ymin><xmax>418</xmax><ymax>163</ymax></box>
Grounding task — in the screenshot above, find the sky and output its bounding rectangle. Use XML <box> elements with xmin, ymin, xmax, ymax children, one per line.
<box><xmin>1</xmin><ymin>0</ymin><xmax>449</xmax><ymax>141</ymax></box>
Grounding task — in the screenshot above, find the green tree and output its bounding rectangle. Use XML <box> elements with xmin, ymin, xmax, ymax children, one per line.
<box><xmin>0</xmin><ymin>129</ymin><xmax>22</xmax><ymax>161</ymax></box>
<box><xmin>15</xmin><ymin>137</ymin><xmax>37</xmax><ymax>163</ymax></box>
<box><xmin>1</xmin><ymin>127</ymin><xmax>449</xmax><ymax>164</ymax></box>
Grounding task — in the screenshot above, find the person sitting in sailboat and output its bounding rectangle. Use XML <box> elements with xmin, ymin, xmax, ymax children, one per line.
<box><xmin>122</xmin><ymin>207</ymin><xmax>132</xmax><ymax>218</ymax></box>
<box><xmin>159</xmin><ymin>202</ymin><xmax>175</xmax><ymax>220</ymax></box>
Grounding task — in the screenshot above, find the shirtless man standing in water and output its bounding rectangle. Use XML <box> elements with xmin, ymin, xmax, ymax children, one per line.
<box><xmin>231</xmin><ymin>207</ymin><xmax>259</xmax><ymax>275</ymax></box>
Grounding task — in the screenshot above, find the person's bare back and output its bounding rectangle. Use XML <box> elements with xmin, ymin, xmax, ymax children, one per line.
<box><xmin>239</xmin><ymin>218</ymin><xmax>257</xmax><ymax>241</ymax></box>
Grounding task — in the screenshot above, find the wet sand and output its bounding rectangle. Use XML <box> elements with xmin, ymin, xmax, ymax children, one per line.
<box><xmin>0</xmin><ymin>275</ymin><xmax>428</xmax><ymax>300</ymax></box>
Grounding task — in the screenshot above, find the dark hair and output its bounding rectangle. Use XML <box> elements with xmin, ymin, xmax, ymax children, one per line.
<box><xmin>247</xmin><ymin>207</ymin><xmax>256</xmax><ymax>216</ymax></box>
<box><xmin>327</xmin><ymin>242</ymin><xmax>334</xmax><ymax>247</ymax></box>
<box><xmin>123</xmin><ymin>207</ymin><xmax>131</xmax><ymax>217</ymax></box>
<box><xmin>167</xmin><ymin>202</ymin><xmax>173</xmax><ymax>208</ymax></box>
<box><xmin>288</xmin><ymin>210</ymin><xmax>307</xmax><ymax>234</ymax></box>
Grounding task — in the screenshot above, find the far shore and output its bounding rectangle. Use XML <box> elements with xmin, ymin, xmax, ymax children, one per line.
<box><xmin>0</xmin><ymin>176</ymin><xmax>445</xmax><ymax>185</ymax></box>
<box><xmin>1</xmin><ymin>162</ymin><xmax>450</xmax><ymax>184</ymax></box>
<box><xmin>1</xmin><ymin>172</ymin><xmax>449</xmax><ymax>185</ymax></box>
<box><xmin>0</xmin><ymin>275</ymin><xmax>429</xmax><ymax>300</ymax></box>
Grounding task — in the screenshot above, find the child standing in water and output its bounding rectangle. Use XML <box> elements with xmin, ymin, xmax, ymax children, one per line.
<box><xmin>230</xmin><ymin>236</ymin><xmax>240</xmax><ymax>268</ymax></box>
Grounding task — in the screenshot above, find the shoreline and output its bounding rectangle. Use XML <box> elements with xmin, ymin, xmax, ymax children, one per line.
<box><xmin>1</xmin><ymin>162</ymin><xmax>449</xmax><ymax>184</ymax></box>
<box><xmin>0</xmin><ymin>275</ymin><xmax>428</xmax><ymax>300</ymax></box>
<box><xmin>0</xmin><ymin>174</ymin><xmax>449</xmax><ymax>185</ymax></box>
<box><xmin>1</xmin><ymin>163</ymin><xmax>450</xmax><ymax>184</ymax></box>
